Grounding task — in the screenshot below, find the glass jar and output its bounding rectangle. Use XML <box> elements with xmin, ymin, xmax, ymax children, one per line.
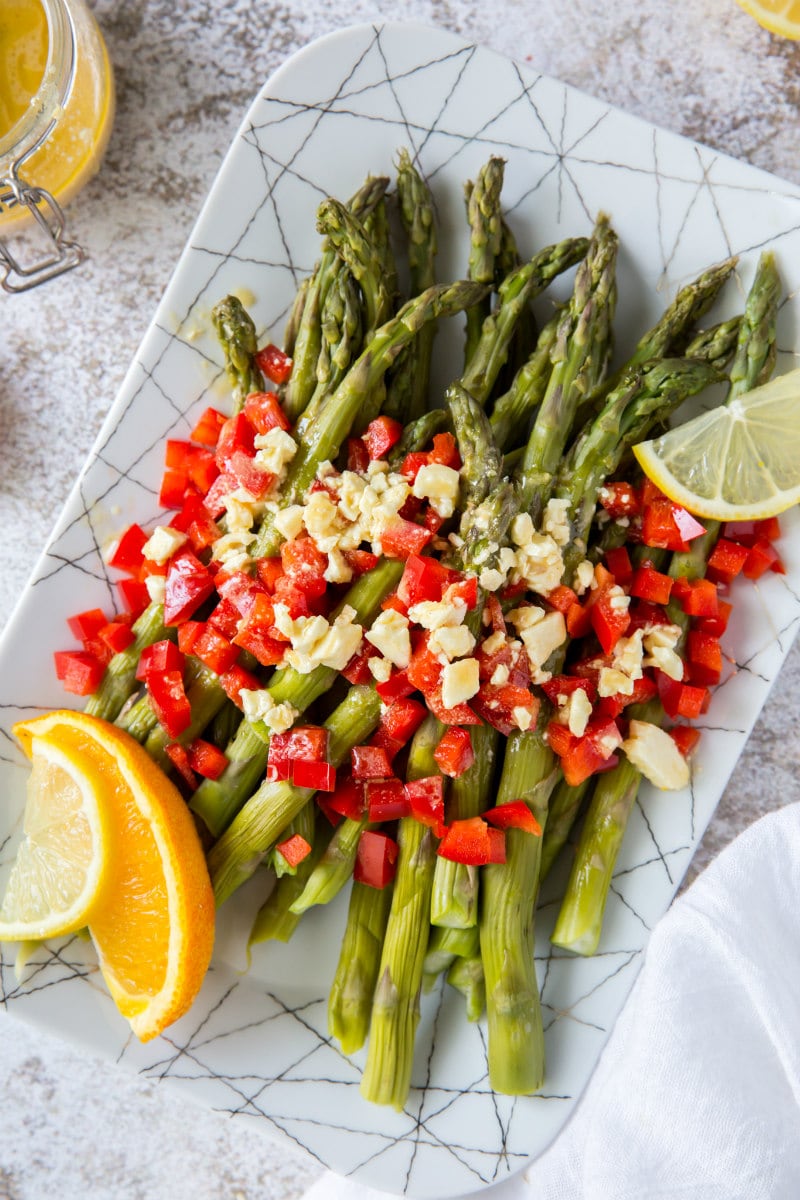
<box><xmin>0</xmin><ymin>0</ymin><xmax>114</xmax><ymax>291</ymax></box>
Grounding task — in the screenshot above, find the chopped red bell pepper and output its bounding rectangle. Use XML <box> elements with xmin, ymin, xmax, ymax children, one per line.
<box><xmin>743</xmin><ymin>538</ymin><xmax>782</xmax><ymax>580</ymax></box>
<box><xmin>215</xmin><ymin>413</ymin><xmax>257</xmax><ymax>469</ymax></box>
<box><xmin>668</xmin><ymin>725</ymin><xmax>701</xmax><ymax>757</ymax></box>
<box><xmin>604</xmin><ymin>545</ymin><xmax>634</xmax><ymax>586</ymax></box>
<box><xmin>557</xmin><ymin>716</ymin><xmax>623</xmax><ymax>786</ymax></box>
<box><xmin>190</xmin><ymin>406</ymin><xmax>227</xmax><ymax>446</ymax></box>
<box><xmin>377</xmin><ymin>696</ymin><xmax>427</xmax><ymax>746</ymax></box>
<box><xmin>255</xmin><ymin>343</ymin><xmax>293</xmax><ymax>385</ymax></box>
<box><xmin>590</xmin><ymin>583</ymin><xmax>631</xmax><ymax>655</ymax></box>
<box><xmin>686</xmin><ymin>630</ymin><xmax>723</xmax><ymax>686</ymax></box>
<box><xmin>437</xmin><ymin>817</ymin><xmax>505</xmax><ymax>865</ymax></box>
<box><xmin>226</xmin><ymin>449</ymin><xmax>273</xmax><ymax>499</ymax></box>
<box><xmin>540</xmin><ymin>674</ymin><xmax>598</xmax><ymax>706</ymax></box>
<box><xmin>255</xmin><ymin>557</ymin><xmax>285</xmax><ymax>593</ymax></box>
<box><xmin>362</xmin><ymin>415</ymin><xmax>404</xmax><ymax>460</ymax></box>
<box><xmin>397</xmin><ymin>554</ymin><xmax>457</xmax><ymax>606</ymax></box>
<box><xmin>219</xmin><ymin>663</ymin><xmax>263</xmax><ymax>708</ymax></box>
<box><xmin>428</xmin><ymin>432</ymin><xmax>462</xmax><ymax>469</ymax></box>
<box><xmin>271</xmin><ymin>574</ymin><xmax>317</xmax><ymax>619</ymax></box>
<box><xmin>344</xmin><ymin>549</ymin><xmax>380</xmax><ymax>577</ymax></box>
<box><xmin>326</xmin><ymin>774</ymin><xmax>366</xmax><ymax>821</ymax></box>
<box><xmin>655</xmin><ymin>670</ymin><xmax>709</xmax><ymax>720</ymax></box>
<box><xmin>354</xmin><ymin>829</ymin><xmax>399</xmax><ymax>889</ymax></box>
<box><xmin>380</xmin><ymin>517</ymin><xmax>434</xmax><ymax>560</ymax></box>
<box><xmin>163</xmin><ymin>551</ymin><xmax>216</xmax><ymax>625</ymax></box>
<box><xmin>275</xmin><ymin>833</ymin><xmax>312</xmax><ymax>869</ymax></box>
<box><xmin>696</xmin><ymin>599</ymin><xmax>733</xmax><ymax>637</ymax></box>
<box><xmin>405</xmin><ymin>775</ymin><xmax>445</xmax><ymax>835</ymax></box>
<box><xmin>244</xmin><ymin>390</ymin><xmax>291</xmax><ymax>435</ymax></box>
<box><xmin>484</xmin><ymin>800</ymin><xmax>542</xmax><ymax>837</ymax></box>
<box><xmin>351</xmin><ymin>744</ymin><xmax>394</xmax><ymax>780</ymax></box>
<box><xmin>566</xmin><ymin>599</ymin><xmax>593</xmax><ymax>638</ymax></box>
<box><xmin>108</xmin><ymin>523</ymin><xmax>148</xmax><ymax>576</ymax></box>
<box><xmin>186</xmin><ymin>738</ymin><xmax>229</xmax><ymax>780</ymax></box>
<box><xmin>706</xmin><ymin>538</ymin><xmax>750</xmax><ymax>585</ymax></box>
<box><xmin>595</xmin><ymin>672</ymin><xmax>658</xmax><ymax>718</ymax></box>
<box><xmin>53</xmin><ymin>649</ymin><xmax>106</xmax><ymax>696</ymax></box>
<box><xmin>544</xmin><ymin>584</ymin><xmax>580</xmax><ymax>614</ymax></box>
<box><xmin>346</xmin><ymin>436</ymin><xmax>370</xmax><ymax>473</ymax></box>
<box><xmin>293</xmin><ymin>760</ymin><xmax>336</xmax><ymax>791</ymax></box>
<box><xmin>98</xmin><ymin>619</ymin><xmax>135</xmax><ymax>656</ymax></box>
<box><xmin>67</xmin><ymin>608</ymin><xmax>108</xmax><ymax>643</ymax></box>
<box><xmin>630</xmin><ymin>561</ymin><xmax>674</xmax><ymax>605</ymax></box>
<box><xmin>135</xmin><ymin>638</ymin><xmax>185</xmax><ymax>681</ymax></box>
<box><xmin>281</xmin><ymin>537</ymin><xmax>328</xmax><ymax>598</ymax></box>
<box><xmin>433</xmin><ymin>726</ymin><xmax>475</xmax><ymax>777</ymax></box>
<box><xmin>366</xmin><ymin>777</ymin><xmax>411</xmax><ymax>822</ymax></box>
<box><xmin>165</xmin><ymin>742</ymin><xmax>197</xmax><ymax>790</ymax></box>
<box><xmin>116</xmin><ymin>577</ymin><xmax>150</xmax><ymax>619</ymax></box>
<box><xmin>641</xmin><ymin>494</ymin><xmax>690</xmax><ymax>552</ymax></box>
<box><xmin>671</xmin><ymin>577</ymin><xmax>719</xmax><ymax>618</ymax></box>
<box><xmin>375</xmin><ymin>668</ymin><xmax>414</xmax><ymax>702</ymax></box>
<box><xmin>147</xmin><ymin>669</ymin><xmax>192</xmax><ymax>739</ymax></box>
<box><xmin>192</xmin><ymin>624</ymin><xmax>240</xmax><ymax>675</ymax></box>
<box><xmin>171</xmin><ymin>494</ymin><xmax>220</xmax><ymax>554</ymax></box>
<box><xmin>671</xmin><ymin>507</ymin><xmax>706</xmax><ymax>542</ymax></box>
<box><xmin>599</xmin><ymin>481</ymin><xmax>641</xmax><ymax>518</ymax></box>
<box><xmin>399</xmin><ymin>450</ymin><xmax>429</xmax><ymax>482</ymax></box>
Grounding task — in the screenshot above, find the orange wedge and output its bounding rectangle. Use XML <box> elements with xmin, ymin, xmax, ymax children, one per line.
<box><xmin>734</xmin><ymin>0</ymin><xmax>800</xmax><ymax>38</ymax></box>
<box><xmin>10</xmin><ymin>711</ymin><xmax>215</xmax><ymax>1041</ymax></box>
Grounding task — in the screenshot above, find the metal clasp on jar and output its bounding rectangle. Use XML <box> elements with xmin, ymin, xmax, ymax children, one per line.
<box><xmin>0</xmin><ymin>169</ymin><xmax>86</xmax><ymax>294</ymax></box>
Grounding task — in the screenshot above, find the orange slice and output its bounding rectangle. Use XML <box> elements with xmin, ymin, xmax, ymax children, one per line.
<box><xmin>10</xmin><ymin>711</ymin><xmax>215</xmax><ymax>1041</ymax></box>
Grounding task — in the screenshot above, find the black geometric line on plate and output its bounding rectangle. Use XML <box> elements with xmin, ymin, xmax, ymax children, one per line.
<box><xmin>606</xmin><ymin>882</ymin><xmax>652</xmax><ymax>935</ymax></box>
<box><xmin>137</xmin><ymin>980</ymin><xmax>244</xmax><ymax>1077</ymax></box>
<box><xmin>610</xmin><ymin>843</ymin><xmax>689</xmax><ymax>881</ymax></box>
<box><xmin>186</xmin><ymin>240</ymin><xmax>307</xmax><ymax>276</ymax></box>
<box><xmin>652</xmin><ymin>129</ymin><xmax>668</xmax><ymax>283</ymax></box>
<box><xmin>410</xmin><ymin>42</ymin><xmax>478</xmax><ymax>165</ymax></box>
<box><xmin>473</xmin><ymin>1021</ymin><xmax>516</xmax><ymax>1181</ymax></box>
<box><xmin>249</xmin><ymin>43</ymin><xmax>474</xmax><ymax>138</ymax></box>
<box><xmin>404</xmin><ymin>982</ymin><xmax>447</xmax><ymax>1191</ymax></box>
<box><xmin>540</xmin><ymin>949</ymin><xmax>639</xmax><ymax>1033</ymax></box>
<box><xmin>632</xmin><ymin>794</ymin><xmax>675</xmax><ymax>887</ymax></box>
<box><xmin>657</xmin><ymin>146</ymin><xmax>726</xmax><ymax>281</ymax></box>
<box><xmin>373</xmin><ymin>26</ymin><xmax>420</xmax><ymax>174</ymax></box>
<box><xmin>247</xmin><ymin>120</ymin><xmax>303</xmax><ymax>293</ymax></box>
<box><xmin>153</xmin><ymin>319</ymin><xmax>225</xmax><ymax>373</ymax></box>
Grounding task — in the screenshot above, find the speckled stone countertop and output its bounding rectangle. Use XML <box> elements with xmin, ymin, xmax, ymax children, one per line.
<box><xmin>1</xmin><ymin>2</ymin><xmax>799</xmax><ymax>1197</ymax></box>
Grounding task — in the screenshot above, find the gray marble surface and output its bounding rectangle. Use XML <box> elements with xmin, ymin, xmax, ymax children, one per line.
<box><xmin>1</xmin><ymin>2</ymin><xmax>799</xmax><ymax>1197</ymax></box>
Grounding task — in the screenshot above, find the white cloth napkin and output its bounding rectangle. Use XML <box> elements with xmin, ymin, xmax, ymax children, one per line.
<box><xmin>303</xmin><ymin>802</ymin><xmax>800</xmax><ymax>1200</ymax></box>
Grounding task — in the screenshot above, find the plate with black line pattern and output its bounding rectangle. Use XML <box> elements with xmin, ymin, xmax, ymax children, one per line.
<box><xmin>1</xmin><ymin>21</ymin><xmax>799</xmax><ymax>1197</ymax></box>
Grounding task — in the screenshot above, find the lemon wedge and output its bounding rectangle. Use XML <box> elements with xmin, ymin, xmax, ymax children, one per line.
<box><xmin>0</xmin><ymin>733</ymin><xmax>110</xmax><ymax>941</ymax></box>
<box><xmin>632</xmin><ymin>367</ymin><xmax>800</xmax><ymax>521</ymax></box>
<box><xmin>734</xmin><ymin>0</ymin><xmax>800</xmax><ymax>39</ymax></box>
<box><xmin>7</xmin><ymin>710</ymin><xmax>215</xmax><ymax>1042</ymax></box>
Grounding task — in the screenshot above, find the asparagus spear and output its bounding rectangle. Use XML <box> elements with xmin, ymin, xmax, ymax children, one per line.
<box><xmin>488</xmin><ymin>307</ymin><xmax>561</xmax><ymax>452</ymax></box>
<box><xmin>384</xmin><ymin>149</ymin><xmax>438</xmax><ymax>424</ymax></box>
<box><xmin>211</xmin><ymin>295</ymin><xmax>265</xmax><ymax>411</ymax></box>
<box><xmin>515</xmin><ymin>214</ymin><xmax>619</xmax><ymax>522</ymax></box>
<box><xmin>463</xmin><ymin>157</ymin><xmax>506</xmax><ymax>365</ymax></box>
<box><xmin>316</xmin><ymin>198</ymin><xmax>393</xmax><ymax>337</ymax></box>
<box><xmin>289</xmin><ymin>814</ymin><xmax>368</xmax><ymax>914</ymax></box>
<box><xmin>282</xmin><ymin>175</ymin><xmax>389</xmax><ymax>421</ymax></box>
<box><xmin>249</xmin><ymin>807</ymin><xmax>333</xmax><ymax>945</ymax></box>
<box><xmin>551</xmin><ymin>251</ymin><xmax>781</xmax><ymax>956</ymax></box>
<box><xmin>328</xmin><ymin>878</ymin><xmax>394</xmax><ymax>1055</ymax></box>
<box><xmin>360</xmin><ymin>715</ymin><xmax>443</xmax><ymax>1108</ymax></box>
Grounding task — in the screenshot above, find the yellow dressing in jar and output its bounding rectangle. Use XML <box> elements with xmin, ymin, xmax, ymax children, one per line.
<box><xmin>0</xmin><ymin>0</ymin><xmax>115</xmax><ymax>230</ymax></box>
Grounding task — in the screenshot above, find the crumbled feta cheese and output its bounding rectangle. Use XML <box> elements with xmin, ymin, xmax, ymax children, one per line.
<box><xmin>145</xmin><ymin>574</ymin><xmax>166</xmax><ymax>603</ymax></box>
<box><xmin>253</xmin><ymin>427</ymin><xmax>298</xmax><ymax>475</ymax></box>
<box><xmin>324</xmin><ymin>547</ymin><xmax>354</xmax><ymax>585</ymax></box>
<box><xmin>510</xmin><ymin>512</ymin><xmax>535</xmax><ymax>546</ymax></box>
<box><xmin>573</xmin><ymin>559</ymin><xmax>595</xmax><ymax>596</ymax></box>
<box><xmin>598</xmin><ymin>667</ymin><xmax>636</xmax><ymax>697</ymax></box>
<box><xmin>441</xmin><ymin>657</ymin><xmax>480</xmax><ymax>709</ymax></box>
<box><xmin>642</xmin><ymin>623</ymin><xmax>684</xmax><ymax>681</ymax></box>
<box><xmin>482</xmin><ymin>630</ymin><xmax>506</xmax><ymax>656</ymax></box>
<box><xmin>365</xmin><ymin>609</ymin><xmax>411</xmax><ymax>669</ymax></box>
<box><xmin>407</xmin><ymin>598</ymin><xmax>467</xmax><ymax>631</ymax></box>
<box><xmin>511</xmin><ymin>533</ymin><xmax>565</xmax><ymax>597</ymax></box>
<box><xmin>563</xmin><ymin>687</ymin><xmax>593</xmax><ymax>737</ymax></box>
<box><xmin>302</xmin><ymin>489</ymin><xmax>347</xmax><ymax>552</ymax></box>
<box><xmin>274</xmin><ymin>603</ymin><xmax>363</xmax><ymax>674</ymax></box>
<box><xmin>240</xmin><ymin>689</ymin><xmax>298</xmax><ymax>733</ymax></box>
<box><xmin>212</xmin><ymin>530</ymin><xmax>253</xmax><ymax>572</ymax></box>
<box><xmin>490</xmin><ymin>663</ymin><xmax>510</xmax><ymax>686</ymax></box>
<box><xmin>142</xmin><ymin>525</ymin><xmax>187</xmax><ymax>565</ymax></box>
<box><xmin>479</xmin><ymin>567</ymin><xmax>506</xmax><ymax>592</ymax></box>
<box><xmin>223</xmin><ymin>491</ymin><xmax>261</xmax><ymax>532</ymax></box>
<box><xmin>506</xmin><ymin>605</ymin><xmax>546</xmax><ymax>631</ymax></box>
<box><xmin>429</xmin><ymin>623</ymin><xmax>476</xmax><ymax>663</ymax></box>
<box><xmin>367</xmin><ymin>656</ymin><xmax>393</xmax><ymax>683</ymax></box>
<box><xmin>512</xmin><ymin>705</ymin><xmax>534</xmax><ymax>731</ymax></box>
<box><xmin>412</xmin><ymin>463</ymin><xmax>461</xmax><ymax>519</ymax></box>
<box><xmin>621</xmin><ymin>720</ymin><xmax>691</xmax><ymax>790</ymax></box>
<box><xmin>274</xmin><ymin>504</ymin><xmax>305</xmax><ymax>542</ymax></box>
<box><xmin>543</xmin><ymin>498</ymin><xmax>572</xmax><ymax>547</ymax></box>
<box><xmin>515</xmin><ymin>610</ymin><xmax>567</xmax><ymax>681</ymax></box>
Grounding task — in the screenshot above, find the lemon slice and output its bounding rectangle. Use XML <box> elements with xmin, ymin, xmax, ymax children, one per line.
<box><xmin>633</xmin><ymin>368</ymin><xmax>800</xmax><ymax>521</ymax></box>
<box><xmin>9</xmin><ymin>710</ymin><xmax>215</xmax><ymax>1042</ymax></box>
<box><xmin>0</xmin><ymin>735</ymin><xmax>110</xmax><ymax>941</ymax></box>
<box><xmin>734</xmin><ymin>0</ymin><xmax>800</xmax><ymax>38</ymax></box>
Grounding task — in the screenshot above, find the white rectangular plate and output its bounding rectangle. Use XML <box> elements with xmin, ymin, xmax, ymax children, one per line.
<box><xmin>1</xmin><ymin>20</ymin><xmax>800</xmax><ymax>1199</ymax></box>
